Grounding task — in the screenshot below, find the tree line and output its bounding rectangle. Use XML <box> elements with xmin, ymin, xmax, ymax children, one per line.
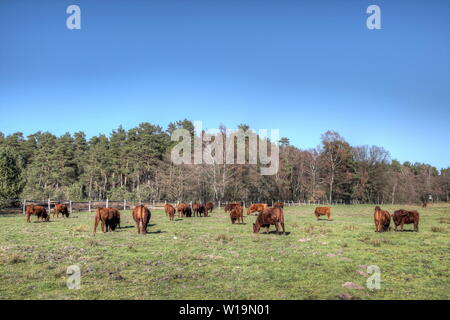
<box><xmin>0</xmin><ymin>120</ymin><xmax>449</xmax><ymax>207</ymax></box>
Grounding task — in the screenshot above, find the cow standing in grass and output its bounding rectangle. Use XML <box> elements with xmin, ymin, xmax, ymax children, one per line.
<box><xmin>164</xmin><ymin>203</ymin><xmax>176</xmax><ymax>221</ymax></box>
<box><xmin>94</xmin><ymin>208</ymin><xmax>120</xmax><ymax>233</ymax></box>
<box><xmin>224</xmin><ymin>203</ymin><xmax>242</xmax><ymax>213</ymax></box>
<box><xmin>273</xmin><ymin>202</ymin><xmax>284</xmax><ymax>209</ymax></box>
<box><xmin>230</xmin><ymin>204</ymin><xmax>244</xmax><ymax>224</ymax></box>
<box><xmin>109</xmin><ymin>208</ymin><xmax>121</xmax><ymax>228</ymax></box>
<box><xmin>53</xmin><ymin>203</ymin><xmax>69</xmax><ymax>218</ymax></box>
<box><xmin>253</xmin><ymin>207</ymin><xmax>285</xmax><ymax>235</ymax></box>
<box><xmin>314</xmin><ymin>207</ymin><xmax>332</xmax><ymax>220</ymax></box>
<box><xmin>373</xmin><ymin>206</ymin><xmax>391</xmax><ymax>232</ymax></box>
<box><xmin>393</xmin><ymin>209</ymin><xmax>420</xmax><ymax>232</ymax></box>
<box><xmin>26</xmin><ymin>204</ymin><xmax>49</xmax><ymax>223</ymax></box>
<box><xmin>205</xmin><ymin>202</ymin><xmax>214</xmax><ymax>215</ymax></box>
<box><xmin>193</xmin><ymin>203</ymin><xmax>207</xmax><ymax>217</ymax></box>
<box><xmin>177</xmin><ymin>203</ymin><xmax>188</xmax><ymax>218</ymax></box>
<box><xmin>132</xmin><ymin>205</ymin><xmax>151</xmax><ymax>234</ymax></box>
<box><xmin>247</xmin><ymin>203</ymin><xmax>268</xmax><ymax>215</ymax></box>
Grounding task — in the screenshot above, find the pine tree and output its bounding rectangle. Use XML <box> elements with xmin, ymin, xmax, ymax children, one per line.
<box><xmin>0</xmin><ymin>146</ymin><xmax>23</xmax><ymax>207</ymax></box>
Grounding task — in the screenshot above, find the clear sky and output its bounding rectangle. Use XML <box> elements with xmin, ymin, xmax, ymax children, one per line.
<box><xmin>1</xmin><ymin>0</ymin><xmax>449</xmax><ymax>169</ymax></box>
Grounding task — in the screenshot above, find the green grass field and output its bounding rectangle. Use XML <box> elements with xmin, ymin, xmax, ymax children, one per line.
<box><xmin>0</xmin><ymin>204</ymin><xmax>449</xmax><ymax>300</ymax></box>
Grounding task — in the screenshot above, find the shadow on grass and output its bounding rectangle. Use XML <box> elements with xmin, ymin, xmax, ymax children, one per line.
<box><xmin>257</xmin><ymin>231</ymin><xmax>291</xmax><ymax>236</ymax></box>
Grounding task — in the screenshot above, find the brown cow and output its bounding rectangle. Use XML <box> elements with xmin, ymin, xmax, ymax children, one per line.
<box><xmin>273</xmin><ymin>202</ymin><xmax>284</xmax><ymax>208</ymax></box>
<box><xmin>247</xmin><ymin>203</ymin><xmax>268</xmax><ymax>215</ymax></box>
<box><xmin>132</xmin><ymin>205</ymin><xmax>151</xmax><ymax>234</ymax></box>
<box><xmin>93</xmin><ymin>208</ymin><xmax>120</xmax><ymax>233</ymax></box>
<box><xmin>25</xmin><ymin>204</ymin><xmax>49</xmax><ymax>223</ymax></box>
<box><xmin>230</xmin><ymin>204</ymin><xmax>244</xmax><ymax>224</ymax></box>
<box><xmin>205</xmin><ymin>202</ymin><xmax>214</xmax><ymax>215</ymax></box>
<box><xmin>53</xmin><ymin>203</ymin><xmax>69</xmax><ymax>218</ymax></box>
<box><xmin>253</xmin><ymin>207</ymin><xmax>285</xmax><ymax>235</ymax></box>
<box><xmin>109</xmin><ymin>208</ymin><xmax>121</xmax><ymax>228</ymax></box>
<box><xmin>184</xmin><ymin>205</ymin><xmax>192</xmax><ymax>217</ymax></box>
<box><xmin>164</xmin><ymin>203</ymin><xmax>176</xmax><ymax>221</ymax></box>
<box><xmin>393</xmin><ymin>209</ymin><xmax>420</xmax><ymax>232</ymax></box>
<box><xmin>192</xmin><ymin>203</ymin><xmax>207</xmax><ymax>217</ymax></box>
<box><xmin>177</xmin><ymin>203</ymin><xmax>188</xmax><ymax>218</ymax></box>
<box><xmin>224</xmin><ymin>203</ymin><xmax>242</xmax><ymax>213</ymax></box>
<box><xmin>314</xmin><ymin>207</ymin><xmax>331</xmax><ymax>220</ymax></box>
<box><xmin>373</xmin><ymin>206</ymin><xmax>391</xmax><ymax>232</ymax></box>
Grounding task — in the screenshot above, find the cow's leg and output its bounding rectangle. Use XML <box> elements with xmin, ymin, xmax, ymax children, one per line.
<box><xmin>135</xmin><ymin>221</ymin><xmax>140</xmax><ymax>233</ymax></box>
<box><xmin>281</xmin><ymin>222</ymin><xmax>285</xmax><ymax>234</ymax></box>
<box><xmin>275</xmin><ymin>223</ymin><xmax>280</xmax><ymax>235</ymax></box>
<box><xmin>93</xmin><ymin>217</ymin><xmax>99</xmax><ymax>234</ymax></box>
<box><xmin>266</xmin><ymin>226</ymin><xmax>270</xmax><ymax>234</ymax></box>
<box><xmin>400</xmin><ymin>221</ymin><xmax>404</xmax><ymax>231</ymax></box>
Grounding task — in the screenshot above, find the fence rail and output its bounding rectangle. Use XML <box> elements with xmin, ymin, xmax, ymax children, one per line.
<box><xmin>8</xmin><ymin>198</ymin><xmax>437</xmax><ymax>214</ymax></box>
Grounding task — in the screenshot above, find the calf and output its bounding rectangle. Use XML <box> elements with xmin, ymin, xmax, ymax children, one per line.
<box><xmin>26</xmin><ymin>205</ymin><xmax>49</xmax><ymax>223</ymax></box>
<box><xmin>132</xmin><ymin>205</ymin><xmax>151</xmax><ymax>234</ymax></box>
<box><xmin>53</xmin><ymin>204</ymin><xmax>69</xmax><ymax>218</ymax></box>
<box><xmin>164</xmin><ymin>203</ymin><xmax>176</xmax><ymax>221</ymax></box>
<box><xmin>253</xmin><ymin>207</ymin><xmax>285</xmax><ymax>235</ymax></box>
<box><xmin>247</xmin><ymin>203</ymin><xmax>268</xmax><ymax>215</ymax></box>
<box><xmin>230</xmin><ymin>204</ymin><xmax>244</xmax><ymax>224</ymax></box>
<box><xmin>93</xmin><ymin>208</ymin><xmax>120</xmax><ymax>233</ymax></box>
<box><xmin>373</xmin><ymin>206</ymin><xmax>391</xmax><ymax>232</ymax></box>
<box><xmin>314</xmin><ymin>207</ymin><xmax>331</xmax><ymax>220</ymax></box>
<box><xmin>393</xmin><ymin>209</ymin><xmax>420</xmax><ymax>232</ymax></box>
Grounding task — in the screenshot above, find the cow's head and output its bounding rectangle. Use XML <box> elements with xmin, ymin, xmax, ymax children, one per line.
<box><xmin>253</xmin><ymin>223</ymin><xmax>260</xmax><ymax>233</ymax></box>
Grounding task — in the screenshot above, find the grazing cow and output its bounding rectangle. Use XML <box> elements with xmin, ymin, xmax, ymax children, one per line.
<box><xmin>205</xmin><ymin>202</ymin><xmax>214</xmax><ymax>215</ymax></box>
<box><xmin>192</xmin><ymin>203</ymin><xmax>207</xmax><ymax>217</ymax></box>
<box><xmin>177</xmin><ymin>203</ymin><xmax>188</xmax><ymax>218</ymax></box>
<box><xmin>393</xmin><ymin>209</ymin><xmax>420</xmax><ymax>232</ymax></box>
<box><xmin>184</xmin><ymin>205</ymin><xmax>192</xmax><ymax>217</ymax></box>
<box><xmin>230</xmin><ymin>204</ymin><xmax>244</xmax><ymax>224</ymax></box>
<box><xmin>224</xmin><ymin>203</ymin><xmax>242</xmax><ymax>213</ymax></box>
<box><xmin>132</xmin><ymin>205</ymin><xmax>151</xmax><ymax>234</ymax></box>
<box><xmin>109</xmin><ymin>208</ymin><xmax>121</xmax><ymax>228</ymax></box>
<box><xmin>192</xmin><ymin>203</ymin><xmax>200</xmax><ymax>216</ymax></box>
<box><xmin>253</xmin><ymin>207</ymin><xmax>285</xmax><ymax>235</ymax></box>
<box><xmin>373</xmin><ymin>206</ymin><xmax>391</xmax><ymax>232</ymax></box>
<box><xmin>53</xmin><ymin>203</ymin><xmax>69</xmax><ymax>218</ymax></box>
<box><xmin>93</xmin><ymin>208</ymin><xmax>120</xmax><ymax>234</ymax></box>
<box><xmin>164</xmin><ymin>203</ymin><xmax>176</xmax><ymax>221</ymax></box>
<box><xmin>273</xmin><ymin>202</ymin><xmax>284</xmax><ymax>208</ymax></box>
<box><xmin>247</xmin><ymin>203</ymin><xmax>268</xmax><ymax>215</ymax></box>
<box><xmin>314</xmin><ymin>207</ymin><xmax>332</xmax><ymax>220</ymax></box>
<box><xmin>25</xmin><ymin>204</ymin><xmax>49</xmax><ymax>223</ymax></box>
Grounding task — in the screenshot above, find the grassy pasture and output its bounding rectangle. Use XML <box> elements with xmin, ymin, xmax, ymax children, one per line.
<box><xmin>0</xmin><ymin>204</ymin><xmax>449</xmax><ymax>300</ymax></box>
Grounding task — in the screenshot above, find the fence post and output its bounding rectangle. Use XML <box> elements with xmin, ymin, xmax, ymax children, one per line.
<box><xmin>124</xmin><ymin>200</ymin><xmax>126</xmax><ymax>211</ymax></box>
<box><xmin>69</xmin><ymin>200</ymin><xmax>72</xmax><ymax>213</ymax></box>
<box><xmin>48</xmin><ymin>199</ymin><xmax>51</xmax><ymax>212</ymax></box>
<box><xmin>153</xmin><ymin>200</ymin><xmax>155</xmax><ymax>208</ymax></box>
<box><xmin>106</xmin><ymin>198</ymin><xmax>109</xmax><ymax>208</ymax></box>
<box><xmin>23</xmin><ymin>200</ymin><xmax>26</xmax><ymax>215</ymax></box>
<box><xmin>218</xmin><ymin>200</ymin><xmax>221</xmax><ymax>209</ymax></box>
<box><xmin>88</xmin><ymin>201</ymin><xmax>91</xmax><ymax>212</ymax></box>
<box><xmin>139</xmin><ymin>199</ymin><xmax>142</xmax><ymax>205</ymax></box>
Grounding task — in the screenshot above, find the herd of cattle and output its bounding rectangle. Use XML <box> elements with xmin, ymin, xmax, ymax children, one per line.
<box><xmin>24</xmin><ymin>202</ymin><xmax>420</xmax><ymax>235</ymax></box>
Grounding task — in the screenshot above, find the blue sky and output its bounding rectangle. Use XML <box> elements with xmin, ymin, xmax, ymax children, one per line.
<box><xmin>1</xmin><ymin>0</ymin><xmax>449</xmax><ymax>169</ymax></box>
